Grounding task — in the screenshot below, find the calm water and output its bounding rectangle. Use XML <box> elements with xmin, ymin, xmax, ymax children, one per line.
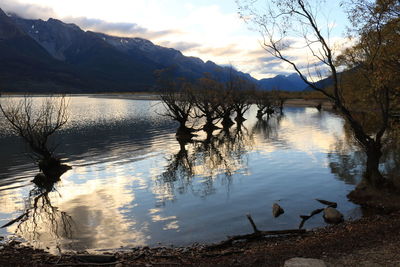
<box><xmin>0</xmin><ymin>96</ymin><xmax>364</xmax><ymax>252</ymax></box>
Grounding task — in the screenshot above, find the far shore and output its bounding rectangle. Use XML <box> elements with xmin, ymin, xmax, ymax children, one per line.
<box><xmin>1</xmin><ymin>92</ymin><xmax>332</xmax><ymax>108</ymax></box>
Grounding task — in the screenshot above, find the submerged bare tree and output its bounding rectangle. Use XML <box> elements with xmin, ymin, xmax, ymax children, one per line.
<box><xmin>255</xmin><ymin>91</ymin><xmax>278</xmax><ymax>120</ymax></box>
<box><xmin>237</xmin><ymin>0</ymin><xmax>399</xmax><ymax>187</ymax></box>
<box><xmin>193</xmin><ymin>76</ymin><xmax>223</xmax><ymax>132</ymax></box>
<box><xmin>0</xmin><ymin>95</ymin><xmax>70</xmax><ymax>177</ymax></box>
<box><xmin>156</xmin><ymin>69</ymin><xmax>197</xmax><ymax>139</ymax></box>
<box><xmin>231</xmin><ymin>77</ymin><xmax>254</xmax><ymax>123</ymax></box>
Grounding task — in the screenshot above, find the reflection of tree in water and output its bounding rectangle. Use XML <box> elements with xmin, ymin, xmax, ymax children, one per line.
<box><xmin>16</xmin><ymin>184</ymin><xmax>74</xmax><ymax>244</ymax></box>
<box><xmin>158</xmin><ymin>125</ymin><xmax>253</xmax><ymax>199</ymax></box>
<box><xmin>328</xmin><ymin>139</ymin><xmax>365</xmax><ymax>185</ymax></box>
<box><xmin>251</xmin><ymin>115</ymin><xmax>283</xmax><ymax>140</ymax></box>
<box><xmin>3</xmin><ymin>170</ymin><xmax>73</xmax><ymax>248</ymax></box>
<box><xmin>328</xmin><ymin>121</ymin><xmax>400</xmax><ymax>187</ymax></box>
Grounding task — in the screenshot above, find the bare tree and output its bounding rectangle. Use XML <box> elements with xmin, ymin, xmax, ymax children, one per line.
<box><xmin>193</xmin><ymin>75</ymin><xmax>223</xmax><ymax>132</ymax></box>
<box><xmin>156</xmin><ymin>69</ymin><xmax>197</xmax><ymax>139</ymax></box>
<box><xmin>255</xmin><ymin>91</ymin><xmax>278</xmax><ymax>119</ymax></box>
<box><xmin>231</xmin><ymin>77</ymin><xmax>254</xmax><ymax>123</ymax></box>
<box><xmin>216</xmin><ymin>88</ymin><xmax>235</xmax><ymax>129</ymax></box>
<box><xmin>160</xmin><ymin>86</ymin><xmax>196</xmax><ymax>137</ymax></box>
<box><xmin>0</xmin><ymin>95</ymin><xmax>69</xmax><ymax>176</ymax></box>
<box><xmin>237</xmin><ymin>0</ymin><xmax>399</xmax><ymax>187</ymax></box>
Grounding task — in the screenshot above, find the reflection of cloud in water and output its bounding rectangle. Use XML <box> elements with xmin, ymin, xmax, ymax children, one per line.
<box><xmin>253</xmin><ymin>109</ymin><xmax>344</xmax><ymax>155</ymax></box>
<box><xmin>8</xmin><ymin>169</ymin><xmax>151</xmax><ymax>251</ymax></box>
<box><xmin>61</xmin><ymin>192</ymin><xmax>148</xmax><ymax>250</ymax></box>
<box><xmin>0</xmin><ymin>188</ymin><xmax>24</xmax><ymax>214</ymax></box>
<box><xmin>148</xmin><ymin>208</ymin><xmax>180</xmax><ymax>231</ymax></box>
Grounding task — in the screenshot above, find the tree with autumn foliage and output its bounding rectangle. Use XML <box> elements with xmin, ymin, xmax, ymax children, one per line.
<box><xmin>237</xmin><ymin>0</ymin><xmax>399</xmax><ymax>187</ymax></box>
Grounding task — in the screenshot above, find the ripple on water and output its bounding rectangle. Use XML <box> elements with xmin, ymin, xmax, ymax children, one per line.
<box><xmin>0</xmin><ymin>97</ymin><xmax>366</xmax><ymax>251</ymax></box>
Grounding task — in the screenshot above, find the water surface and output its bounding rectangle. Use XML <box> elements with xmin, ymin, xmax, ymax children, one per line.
<box><xmin>0</xmin><ymin>96</ymin><xmax>364</xmax><ymax>252</ymax></box>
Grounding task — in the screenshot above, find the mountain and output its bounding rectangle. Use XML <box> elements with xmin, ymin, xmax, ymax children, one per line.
<box><xmin>0</xmin><ymin>9</ymin><xmax>87</xmax><ymax>92</ymax></box>
<box><xmin>258</xmin><ymin>73</ymin><xmax>309</xmax><ymax>91</ymax></box>
<box><xmin>10</xmin><ymin>16</ymin><xmax>164</xmax><ymax>91</ymax></box>
<box><xmin>0</xmin><ymin>9</ymin><xmax>303</xmax><ymax>93</ymax></box>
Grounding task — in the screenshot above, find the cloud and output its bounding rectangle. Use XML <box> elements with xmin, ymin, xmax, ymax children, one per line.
<box><xmin>195</xmin><ymin>44</ymin><xmax>242</xmax><ymax>57</ymax></box>
<box><xmin>63</xmin><ymin>16</ymin><xmax>179</xmax><ymax>39</ymax></box>
<box><xmin>0</xmin><ymin>0</ymin><xmax>178</xmax><ymax>40</ymax></box>
<box><xmin>0</xmin><ymin>0</ymin><xmax>56</xmax><ymax>19</ymax></box>
<box><xmin>158</xmin><ymin>41</ymin><xmax>201</xmax><ymax>52</ymax></box>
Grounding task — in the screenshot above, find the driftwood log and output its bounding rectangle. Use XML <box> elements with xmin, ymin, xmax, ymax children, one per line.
<box><xmin>208</xmin><ymin>214</ymin><xmax>306</xmax><ymax>249</ymax></box>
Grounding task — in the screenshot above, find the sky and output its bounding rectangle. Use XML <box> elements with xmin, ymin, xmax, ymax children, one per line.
<box><xmin>0</xmin><ymin>0</ymin><xmax>350</xmax><ymax>80</ymax></box>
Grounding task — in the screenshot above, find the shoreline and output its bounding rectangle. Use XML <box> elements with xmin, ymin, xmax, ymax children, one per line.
<box><xmin>1</xmin><ymin>210</ymin><xmax>400</xmax><ymax>266</ymax></box>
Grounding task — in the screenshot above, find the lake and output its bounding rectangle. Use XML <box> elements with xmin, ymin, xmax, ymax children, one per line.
<box><xmin>0</xmin><ymin>96</ymin><xmax>364</xmax><ymax>253</ymax></box>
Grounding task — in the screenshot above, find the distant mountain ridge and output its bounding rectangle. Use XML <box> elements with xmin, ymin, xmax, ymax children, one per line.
<box><xmin>0</xmin><ymin>9</ymin><xmax>308</xmax><ymax>93</ymax></box>
<box><xmin>258</xmin><ymin>73</ymin><xmax>309</xmax><ymax>92</ymax></box>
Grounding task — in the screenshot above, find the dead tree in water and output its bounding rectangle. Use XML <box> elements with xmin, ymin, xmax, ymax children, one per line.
<box><xmin>216</xmin><ymin>78</ymin><xmax>236</xmax><ymax>129</ymax></box>
<box><xmin>255</xmin><ymin>91</ymin><xmax>278</xmax><ymax>120</ymax></box>
<box><xmin>231</xmin><ymin>78</ymin><xmax>254</xmax><ymax>123</ymax></box>
<box><xmin>156</xmin><ymin>69</ymin><xmax>196</xmax><ymax>139</ymax></box>
<box><xmin>217</xmin><ymin>91</ymin><xmax>235</xmax><ymax>129</ymax></box>
<box><xmin>159</xmin><ymin>86</ymin><xmax>196</xmax><ymax>138</ymax></box>
<box><xmin>193</xmin><ymin>76</ymin><xmax>222</xmax><ymax>132</ymax></box>
<box><xmin>0</xmin><ymin>95</ymin><xmax>69</xmax><ymax>178</ymax></box>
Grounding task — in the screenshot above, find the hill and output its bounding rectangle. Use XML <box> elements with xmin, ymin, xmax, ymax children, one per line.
<box><xmin>0</xmin><ymin>9</ymin><xmax>313</xmax><ymax>93</ymax></box>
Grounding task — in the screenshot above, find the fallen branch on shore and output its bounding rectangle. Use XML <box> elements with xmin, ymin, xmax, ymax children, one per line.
<box><xmin>299</xmin><ymin>199</ymin><xmax>340</xmax><ymax>229</ymax></box>
<box><xmin>208</xmin><ymin>214</ymin><xmax>306</xmax><ymax>249</ymax></box>
<box><xmin>299</xmin><ymin>208</ymin><xmax>324</xmax><ymax>229</ymax></box>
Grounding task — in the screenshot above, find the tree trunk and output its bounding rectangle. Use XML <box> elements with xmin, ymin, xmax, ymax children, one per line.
<box><xmin>365</xmin><ymin>141</ymin><xmax>384</xmax><ymax>187</ymax></box>
<box><xmin>256</xmin><ymin>110</ymin><xmax>264</xmax><ymax>119</ymax></box>
<box><xmin>222</xmin><ymin>114</ymin><xmax>234</xmax><ymax>129</ymax></box>
<box><xmin>176</xmin><ymin>121</ymin><xmax>195</xmax><ymax>141</ymax></box>
<box><xmin>235</xmin><ymin>110</ymin><xmax>246</xmax><ymax>123</ymax></box>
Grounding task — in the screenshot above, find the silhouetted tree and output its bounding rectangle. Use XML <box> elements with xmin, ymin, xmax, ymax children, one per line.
<box><xmin>237</xmin><ymin>0</ymin><xmax>399</xmax><ymax>187</ymax></box>
<box><xmin>0</xmin><ymin>95</ymin><xmax>70</xmax><ymax>177</ymax></box>
<box><xmin>156</xmin><ymin>69</ymin><xmax>197</xmax><ymax>139</ymax></box>
<box><xmin>231</xmin><ymin>78</ymin><xmax>254</xmax><ymax>123</ymax></box>
<box><xmin>255</xmin><ymin>91</ymin><xmax>278</xmax><ymax>119</ymax></box>
<box><xmin>193</xmin><ymin>75</ymin><xmax>223</xmax><ymax>132</ymax></box>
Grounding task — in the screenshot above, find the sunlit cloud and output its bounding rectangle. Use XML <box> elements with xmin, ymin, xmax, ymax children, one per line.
<box><xmin>158</xmin><ymin>41</ymin><xmax>201</xmax><ymax>52</ymax></box>
<box><xmin>0</xmin><ymin>0</ymin><xmax>56</xmax><ymax>19</ymax></box>
<box><xmin>64</xmin><ymin>17</ymin><xmax>180</xmax><ymax>40</ymax></box>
